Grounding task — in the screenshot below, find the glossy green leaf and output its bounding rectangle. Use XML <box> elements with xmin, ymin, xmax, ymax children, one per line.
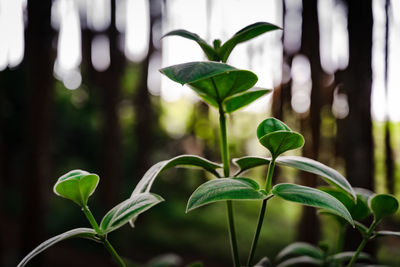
<box><xmin>101</xmin><ymin>193</ymin><xmax>163</xmax><ymax>233</ymax></box>
<box><xmin>186</xmin><ymin>177</ymin><xmax>268</xmax><ymax>212</ymax></box>
<box><xmin>256</xmin><ymin>118</ymin><xmax>304</xmax><ymax>158</ymax></box>
<box><xmin>276</xmin><ymin>256</ymin><xmax>323</xmax><ymax>267</ymax></box>
<box><xmin>219</xmin><ymin>22</ymin><xmax>281</xmax><ymax>62</ymax></box>
<box><xmin>319</xmin><ymin>187</ymin><xmax>369</xmax><ymax>220</ymax></box>
<box><xmin>233</xmin><ymin>156</ymin><xmax>355</xmax><ymax>199</ymax></box>
<box><xmin>223</xmin><ymin>88</ymin><xmax>271</xmax><ymax>113</ymax></box>
<box><xmin>276</xmin><ymin>242</ymin><xmax>324</xmax><ymax>261</ymax></box>
<box><xmin>17</xmin><ymin>228</ymin><xmax>98</xmax><ymax>267</ymax></box>
<box><xmin>132</xmin><ymin>155</ymin><xmax>221</xmax><ymax>196</ymax></box>
<box><xmin>53</xmin><ymin>170</ymin><xmax>99</xmax><ymax>207</ymax></box>
<box><xmin>369</xmin><ymin>194</ymin><xmax>399</xmax><ymax>222</ymax></box>
<box><xmin>272</xmin><ymin>184</ymin><xmax>354</xmax><ymax>226</ymax></box>
<box><xmin>160</xmin><ymin>61</ymin><xmax>258</xmax><ymax>107</ymax></box>
<box><xmin>162</xmin><ymin>29</ymin><xmax>219</xmax><ymax>61</ymax></box>
<box><xmin>327</xmin><ymin>251</ymin><xmax>371</xmax><ymax>262</ymax></box>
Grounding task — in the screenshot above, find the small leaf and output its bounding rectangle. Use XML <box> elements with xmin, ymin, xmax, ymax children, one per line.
<box><xmin>100</xmin><ymin>193</ymin><xmax>163</xmax><ymax>233</ymax></box>
<box><xmin>327</xmin><ymin>251</ymin><xmax>371</xmax><ymax>262</ymax></box>
<box><xmin>223</xmin><ymin>88</ymin><xmax>271</xmax><ymax>113</ymax></box>
<box><xmin>132</xmin><ymin>155</ymin><xmax>221</xmax><ymax>196</ymax></box>
<box><xmin>219</xmin><ymin>22</ymin><xmax>281</xmax><ymax>62</ymax></box>
<box><xmin>276</xmin><ymin>242</ymin><xmax>324</xmax><ymax>261</ymax></box>
<box><xmin>276</xmin><ymin>256</ymin><xmax>323</xmax><ymax>267</ymax></box>
<box><xmin>160</xmin><ymin>61</ymin><xmax>258</xmax><ymax>107</ymax></box>
<box><xmin>17</xmin><ymin>228</ymin><xmax>98</xmax><ymax>267</ymax></box>
<box><xmin>53</xmin><ymin>170</ymin><xmax>99</xmax><ymax>207</ymax></box>
<box><xmin>186</xmin><ymin>177</ymin><xmax>268</xmax><ymax>212</ymax></box>
<box><xmin>256</xmin><ymin>118</ymin><xmax>304</xmax><ymax>158</ymax></box>
<box><xmin>232</xmin><ymin>156</ymin><xmax>355</xmax><ymax>200</ymax></box>
<box><xmin>272</xmin><ymin>184</ymin><xmax>354</xmax><ymax>226</ymax></box>
<box><xmin>162</xmin><ymin>29</ymin><xmax>219</xmax><ymax>61</ymax></box>
<box><xmin>369</xmin><ymin>194</ymin><xmax>399</xmax><ymax>222</ymax></box>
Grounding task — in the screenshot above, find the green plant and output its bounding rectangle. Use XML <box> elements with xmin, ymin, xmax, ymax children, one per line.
<box><xmin>160</xmin><ymin>22</ymin><xmax>357</xmax><ymax>267</ymax></box>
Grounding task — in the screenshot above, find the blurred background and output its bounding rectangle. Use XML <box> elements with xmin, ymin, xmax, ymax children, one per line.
<box><xmin>1</xmin><ymin>0</ymin><xmax>400</xmax><ymax>266</ymax></box>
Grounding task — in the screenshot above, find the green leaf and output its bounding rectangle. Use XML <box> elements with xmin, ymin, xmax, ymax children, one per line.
<box><xmin>219</xmin><ymin>22</ymin><xmax>281</xmax><ymax>62</ymax></box>
<box><xmin>53</xmin><ymin>170</ymin><xmax>99</xmax><ymax>207</ymax></box>
<box><xmin>319</xmin><ymin>187</ymin><xmax>369</xmax><ymax>220</ymax></box>
<box><xmin>17</xmin><ymin>228</ymin><xmax>98</xmax><ymax>267</ymax></box>
<box><xmin>327</xmin><ymin>251</ymin><xmax>371</xmax><ymax>262</ymax></box>
<box><xmin>272</xmin><ymin>184</ymin><xmax>354</xmax><ymax>226</ymax></box>
<box><xmin>186</xmin><ymin>177</ymin><xmax>269</xmax><ymax>212</ymax></box>
<box><xmin>256</xmin><ymin>118</ymin><xmax>304</xmax><ymax>158</ymax></box>
<box><xmin>223</xmin><ymin>88</ymin><xmax>271</xmax><ymax>113</ymax></box>
<box><xmin>369</xmin><ymin>194</ymin><xmax>399</xmax><ymax>222</ymax></box>
<box><xmin>254</xmin><ymin>257</ymin><xmax>272</xmax><ymax>267</ymax></box>
<box><xmin>233</xmin><ymin>156</ymin><xmax>355</xmax><ymax>200</ymax></box>
<box><xmin>276</xmin><ymin>256</ymin><xmax>323</xmax><ymax>267</ymax></box>
<box><xmin>160</xmin><ymin>61</ymin><xmax>258</xmax><ymax>107</ymax></box>
<box><xmin>276</xmin><ymin>242</ymin><xmax>324</xmax><ymax>261</ymax></box>
<box><xmin>100</xmin><ymin>193</ymin><xmax>163</xmax><ymax>233</ymax></box>
<box><xmin>373</xmin><ymin>230</ymin><xmax>400</xmax><ymax>239</ymax></box>
<box><xmin>132</xmin><ymin>155</ymin><xmax>221</xmax><ymax>196</ymax></box>
<box><xmin>162</xmin><ymin>29</ymin><xmax>219</xmax><ymax>61</ymax></box>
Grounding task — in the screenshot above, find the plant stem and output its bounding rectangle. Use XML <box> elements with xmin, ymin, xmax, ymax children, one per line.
<box><xmin>103</xmin><ymin>238</ymin><xmax>127</xmax><ymax>267</ymax></box>
<box><xmin>218</xmin><ymin>105</ymin><xmax>240</xmax><ymax>267</ymax></box>
<box><xmin>247</xmin><ymin>159</ymin><xmax>276</xmax><ymax>266</ymax></box>
<box><xmin>82</xmin><ymin>205</ymin><xmax>102</xmax><ymax>234</ymax></box>
<box><xmin>347</xmin><ymin>220</ymin><xmax>377</xmax><ymax>267</ymax></box>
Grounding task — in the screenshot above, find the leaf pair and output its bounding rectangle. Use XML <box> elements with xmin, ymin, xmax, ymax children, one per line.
<box><xmin>256</xmin><ymin>118</ymin><xmax>304</xmax><ymax>159</ymax></box>
<box><xmin>160</xmin><ymin>61</ymin><xmax>271</xmax><ymax>113</ymax></box>
<box><xmin>163</xmin><ymin>22</ymin><xmax>281</xmax><ymax>63</ymax></box>
<box><xmin>186</xmin><ymin>178</ymin><xmax>353</xmax><ymax>226</ymax></box>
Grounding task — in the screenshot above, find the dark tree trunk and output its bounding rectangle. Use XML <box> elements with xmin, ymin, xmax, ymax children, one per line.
<box><xmin>133</xmin><ymin>0</ymin><xmax>162</xmax><ymax>177</ymax></box>
<box><xmin>344</xmin><ymin>0</ymin><xmax>374</xmax><ymax>252</ymax></box>
<box><xmin>21</xmin><ymin>0</ymin><xmax>54</xmax><ymax>263</ymax></box>
<box><xmin>296</xmin><ymin>0</ymin><xmax>324</xmax><ymax>244</ymax></box>
<box><xmin>97</xmin><ymin>0</ymin><xmax>125</xmax><ymax>208</ymax></box>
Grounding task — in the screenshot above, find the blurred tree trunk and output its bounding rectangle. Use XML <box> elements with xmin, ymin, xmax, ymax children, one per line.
<box><xmin>384</xmin><ymin>0</ymin><xmax>394</xmax><ymax>194</ymax></box>
<box><xmin>98</xmin><ymin>0</ymin><xmax>125</xmax><ymax>208</ymax></box>
<box><xmin>133</xmin><ymin>0</ymin><xmax>162</xmax><ymax>177</ymax></box>
<box><xmin>21</xmin><ymin>0</ymin><xmax>54</xmax><ymax>263</ymax></box>
<box><xmin>296</xmin><ymin>0</ymin><xmax>323</xmax><ymax>244</ymax></box>
<box><xmin>344</xmin><ymin>0</ymin><xmax>374</xmax><ymax>251</ymax></box>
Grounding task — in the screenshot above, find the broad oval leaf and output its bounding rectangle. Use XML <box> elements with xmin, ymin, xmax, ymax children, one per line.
<box><xmin>276</xmin><ymin>242</ymin><xmax>324</xmax><ymax>261</ymax></box>
<box><xmin>257</xmin><ymin>118</ymin><xmax>291</xmax><ymax>139</ymax></box>
<box><xmin>223</xmin><ymin>88</ymin><xmax>271</xmax><ymax>113</ymax></box>
<box><xmin>162</xmin><ymin>29</ymin><xmax>218</xmax><ymax>61</ymax></box>
<box><xmin>259</xmin><ymin>131</ymin><xmax>304</xmax><ymax>159</ymax></box>
<box><xmin>53</xmin><ymin>170</ymin><xmax>99</xmax><ymax>207</ymax></box>
<box><xmin>219</xmin><ymin>22</ymin><xmax>281</xmax><ymax>62</ymax></box>
<box><xmin>232</xmin><ymin>156</ymin><xmax>355</xmax><ymax>200</ymax></box>
<box><xmin>276</xmin><ymin>256</ymin><xmax>323</xmax><ymax>267</ymax></box>
<box><xmin>369</xmin><ymin>194</ymin><xmax>399</xmax><ymax>222</ymax></box>
<box><xmin>186</xmin><ymin>177</ymin><xmax>268</xmax><ymax>212</ymax></box>
<box><xmin>160</xmin><ymin>62</ymin><xmax>258</xmax><ymax>107</ymax></box>
<box><xmin>17</xmin><ymin>228</ymin><xmax>98</xmax><ymax>267</ymax></box>
<box><xmin>101</xmin><ymin>193</ymin><xmax>163</xmax><ymax>234</ymax></box>
<box><xmin>272</xmin><ymin>183</ymin><xmax>354</xmax><ymax>226</ymax></box>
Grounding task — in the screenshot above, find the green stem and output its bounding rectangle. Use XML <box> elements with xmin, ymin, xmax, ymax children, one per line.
<box><xmin>103</xmin><ymin>238</ymin><xmax>127</xmax><ymax>267</ymax></box>
<box><xmin>247</xmin><ymin>160</ymin><xmax>276</xmax><ymax>266</ymax></box>
<box><xmin>82</xmin><ymin>205</ymin><xmax>102</xmax><ymax>234</ymax></box>
<box><xmin>218</xmin><ymin>105</ymin><xmax>240</xmax><ymax>267</ymax></box>
<box><xmin>347</xmin><ymin>220</ymin><xmax>377</xmax><ymax>267</ymax></box>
